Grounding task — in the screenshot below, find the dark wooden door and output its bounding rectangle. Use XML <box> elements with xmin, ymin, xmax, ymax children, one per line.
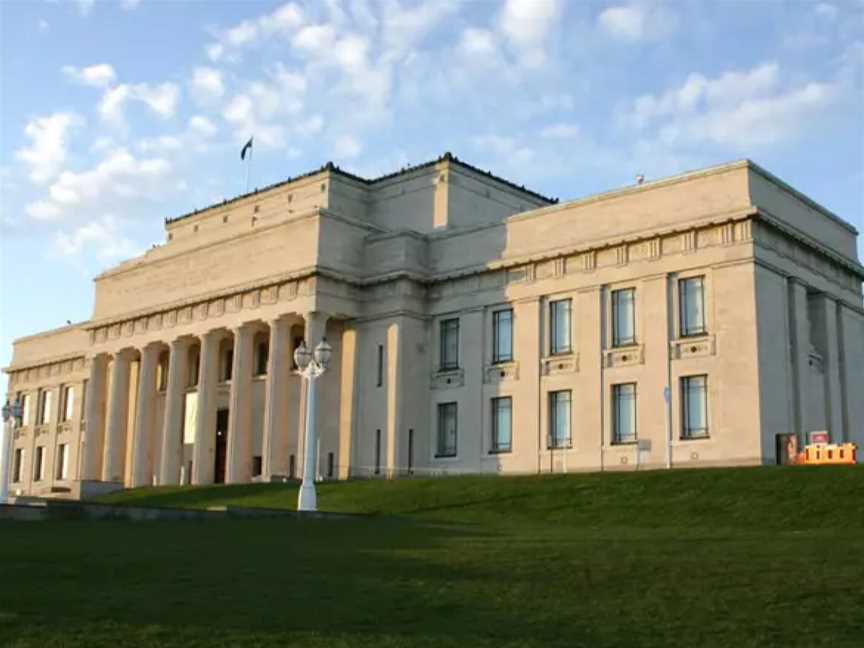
<box><xmin>214</xmin><ymin>408</ymin><xmax>229</xmax><ymax>483</ymax></box>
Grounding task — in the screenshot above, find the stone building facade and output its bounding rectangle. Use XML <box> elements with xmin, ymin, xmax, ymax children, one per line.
<box><xmin>4</xmin><ymin>154</ymin><xmax>863</xmax><ymax>498</ymax></box>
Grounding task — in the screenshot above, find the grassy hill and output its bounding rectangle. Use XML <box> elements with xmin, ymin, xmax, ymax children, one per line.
<box><xmin>3</xmin><ymin>466</ymin><xmax>863</xmax><ymax>647</ymax></box>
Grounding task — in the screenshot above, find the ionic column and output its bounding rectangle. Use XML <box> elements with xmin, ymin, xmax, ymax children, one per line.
<box><xmin>102</xmin><ymin>351</ymin><xmax>132</xmax><ymax>483</ymax></box>
<box><xmin>80</xmin><ymin>354</ymin><xmax>108</xmax><ymax>480</ymax></box>
<box><xmin>159</xmin><ymin>337</ymin><xmax>189</xmax><ymax>485</ymax></box>
<box><xmin>192</xmin><ymin>331</ymin><xmax>219</xmax><ymax>485</ymax></box>
<box><xmin>262</xmin><ymin>317</ymin><xmax>290</xmax><ymax>481</ymax></box>
<box><xmin>226</xmin><ymin>324</ymin><xmax>254</xmax><ymax>484</ymax></box>
<box><xmin>131</xmin><ymin>344</ymin><xmax>159</xmax><ymax>487</ymax></box>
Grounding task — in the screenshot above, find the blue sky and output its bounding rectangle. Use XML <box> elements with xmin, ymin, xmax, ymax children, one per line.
<box><xmin>1</xmin><ymin>0</ymin><xmax>863</xmax><ymax>388</ymax></box>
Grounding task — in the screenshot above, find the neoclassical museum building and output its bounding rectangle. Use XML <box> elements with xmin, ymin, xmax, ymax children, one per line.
<box><xmin>4</xmin><ymin>154</ymin><xmax>863</xmax><ymax>498</ymax></box>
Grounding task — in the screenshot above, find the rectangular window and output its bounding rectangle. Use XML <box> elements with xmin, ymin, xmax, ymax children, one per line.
<box><xmin>223</xmin><ymin>349</ymin><xmax>233</xmax><ymax>382</ymax></box>
<box><xmin>21</xmin><ymin>393</ymin><xmax>30</xmax><ymax>426</ymax></box>
<box><xmin>612</xmin><ymin>288</ymin><xmax>636</xmax><ymax>347</ymax></box>
<box><xmin>612</xmin><ymin>383</ymin><xmax>637</xmax><ymax>444</ymax></box>
<box><xmin>289</xmin><ymin>454</ymin><xmax>296</xmax><ymax>479</ymax></box>
<box><xmin>188</xmin><ymin>349</ymin><xmax>200</xmax><ymax>387</ymax></box>
<box><xmin>407</xmin><ymin>429</ymin><xmax>414</xmax><ymax>474</ymax></box>
<box><xmin>56</xmin><ymin>443</ymin><xmax>69</xmax><ymax>480</ymax></box>
<box><xmin>550</xmin><ymin>299</ymin><xmax>572</xmax><ymax>355</ymax></box>
<box><xmin>38</xmin><ymin>389</ymin><xmax>53</xmax><ymax>425</ymax></box>
<box><xmin>79</xmin><ymin>381</ymin><xmax>87</xmax><ymax>422</ymax></box>
<box><xmin>549</xmin><ymin>390</ymin><xmax>572</xmax><ymax>448</ymax></box>
<box><xmin>157</xmin><ymin>356</ymin><xmax>169</xmax><ymax>391</ymax></box>
<box><xmin>440</xmin><ymin>318</ymin><xmax>460</xmax><ymax>370</ymax></box>
<box><xmin>13</xmin><ymin>449</ymin><xmax>23</xmax><ymax>482</ymax></box>
<box><xmin>377</xmin><ymin>345</ymin><xmax>384</xmax><ymax>387</ymax></box>
<box><xmin>61</xmin><ymin>385</ymin><xmax>75</xmax><ymax>422</ymax></box>
<box><xmin>34</xmin><ymin>446</ymin><xmax>45</xmax><ymax>481</ymax></box>
<box><xmin>252</xmin><ymin>455</ymin><xmax>262</xmax><ymax>477</ymax></box>
<box><xmin>491</xmin><ymin>397</ymin><xmax>513</xmax><ymax>453</ymax></box>
<box><xmin>681</xmin><ymin>375</ymin><xmax>709</xmax><ymax>439</ymax></box>
<box><xmin>327</xmin><ymin>452</ymin><xmax>334</xmax><ymax>478</ymax></box>
<box><xmin>679</xmin><ymin>276</ymin><xmax>706</xmax><ymax>337</ymax></box>
<box><xmin>375</xmin><ymin>429</ymin><xmax>382</xmax><ymax>475</ymax></box>
<box><xmin>492</xmin><ymin>308</ymin><xmax>513</xmax><ymax>364</ymax></box>
<box><xmin>255</xmin><ymin>342</ymin><xmax>269</xmax><ymax>376</ymax></box>
<box><xmin>436</xmin><ymin>402</ymin><xmax>458</xmax><ymax>457</ymax></box>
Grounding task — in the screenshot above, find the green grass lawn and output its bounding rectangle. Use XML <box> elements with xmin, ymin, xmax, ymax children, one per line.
<box><xmin>3</xmin><ymin>466</ymin><xmax>863</xmax><ymax>647</ymax></box>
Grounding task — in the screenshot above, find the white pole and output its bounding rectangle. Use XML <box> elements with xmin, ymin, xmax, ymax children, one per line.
<box><xmin>297</xmin><ymin>370</ymin><xmax>318</xmax><ymax>512</ymax></box>
<box><xmin>0</xmin><ymin>420</ymin><xmax>12</xmax><ymax>502</ymax></box>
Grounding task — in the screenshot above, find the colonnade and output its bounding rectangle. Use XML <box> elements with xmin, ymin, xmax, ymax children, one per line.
<box><xmin>78</xmin><ymin>313</ymin><xmax>327</xmax><ymax>488</ymax></box>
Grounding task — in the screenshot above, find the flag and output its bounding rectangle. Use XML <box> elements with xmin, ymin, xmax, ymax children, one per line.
<box><xmin>241</xmin><ymin>137</ymin><xmax>253</xmax><ymax>160</ymax></box>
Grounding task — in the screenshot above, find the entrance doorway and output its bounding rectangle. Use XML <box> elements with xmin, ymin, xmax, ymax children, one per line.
<box><xmin>214</xmin><ymin>408</ymin><xmax>229</xmax><ymax>483</ymax></box>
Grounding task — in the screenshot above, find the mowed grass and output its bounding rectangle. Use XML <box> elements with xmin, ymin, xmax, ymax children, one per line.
<box><xmin>2</xmin><ymin>466</ymin><xmax>863</xmax><ymax>647</ymax></box>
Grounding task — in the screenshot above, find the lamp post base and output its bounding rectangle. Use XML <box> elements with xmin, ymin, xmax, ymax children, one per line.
<box><xmin>297</xmin><ymin>479</ymin><xmax>317</xmax><ymax>512</ymax></box>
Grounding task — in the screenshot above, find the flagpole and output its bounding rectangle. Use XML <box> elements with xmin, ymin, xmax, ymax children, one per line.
<box><xmin>245</xmin><ymin>146</ymin><xmax>251</xmax><ymax>194</ymax></box>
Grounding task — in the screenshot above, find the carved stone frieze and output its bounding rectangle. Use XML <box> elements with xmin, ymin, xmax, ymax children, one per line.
<box><xmin>670</xmin><ymin>335</ymin><xmax>716</xmax><ymax>360</ymax></box>
<box><xmin>542</xmin><ymin>353</ymin><xmax>579</xmax><ymax>376</ymax></box>
<box><xmin>484</xmin><ymin>361</ymin><xmax>519</xmax><ymax>384</ymax></box>
<box><xmin>432</xmin><ymin>368</ymin><xmax>465</xmax><ymax>389</ymax></box>
<box><xmin>604</xmin><ymin>345</ymin><xmax>644</xmax><ymax>368</ymax></box>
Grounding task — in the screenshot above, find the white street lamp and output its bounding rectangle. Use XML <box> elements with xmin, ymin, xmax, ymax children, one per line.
<box><xmin>294</xmin><ymin>337</ymin><xmax>332</xmax><ymax>512</ymax></box>
<box><xmin>1</xmin><ymin>399</ymin><xmax>23</xmax><ymax>503</ymax></box>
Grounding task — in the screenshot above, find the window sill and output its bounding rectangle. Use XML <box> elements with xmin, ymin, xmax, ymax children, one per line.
<box><xmin>610</xmin><ymin>440</ymin><xmax>638</xmax><ymax>446</ymax></box>
<box><xmin>489</xmin><ymin>448</ymin><xmax>512</xmax><ymax>455</ymax></box>
<box><xmin>434</xmin><ymin>454</ymin><xmax>458</xmax><ymax>460</ymax></box>
<box><xmin>678</xmin><ymin>435</ymin><xmax>711</xmax><ymax>442</ymax></box>
<box><xmin>679</xmin><ymin>331</ymin><xmax>708</xmax><ymax>339</ymax></box>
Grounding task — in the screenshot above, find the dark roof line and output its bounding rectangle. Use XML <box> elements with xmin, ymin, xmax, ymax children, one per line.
<box><xmin>165</xmin><ymin>152</ymin><xmax>558</xmax><ymax>225</ymax></box>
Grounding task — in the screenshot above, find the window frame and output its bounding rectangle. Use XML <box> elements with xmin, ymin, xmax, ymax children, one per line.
<box><xmin>439</xmin><ymin>318</ymin><xmax>460</xmax><ymax>371</ymax></box>
<box><xmin>56</xmin><ymin>443</ymin><xmax>69</xmax><ymax>480</ymax></box>
<box><xmin>13</xmin><ymin>448</ymin><xmax>23</xmax><ymax>483</ymax></box>
<box><xmin>549</xmin><ymin>298</ymin><xmax>572</xmax><ymax>356</ymax></box>
<box><xmin>611</xmin><ymin>288</ymin><xmax>636</xmax><ymax>348</ymax></box>
<box><xmin>548</xmin><ymin>390</ymin><xmax>572</xmax><ymax>449</ymax></box>
<box><xmin>679</xmin><ymin>276</ymin><xmax>707</xmax><ymax>338</ymax></box>
<box><xmin>681</xmin><ymin>375</ymin><xmax>710</xmax><ymax>440</ymax></box>
<box><xmin>436</xmin><ymin>402</ymin><xmax>458</xmax><ymax>458</ymax></box>
<box><xmin>255</xmin><ymin>340</ymin><xmax>269</xmax><ymax>377</ymax></box>
<box><xmin>33</xmin><ymin>445</ymin><xmax>45</xmax><ymax>482</ymax></box>
<box><xmin>38</xmin><ymin>389</ymin><xmax>52</xmax><ymax>426</ymax></box>
<box><xmin>376</xmin><ymin>344</ymin><xmax>384</xmax><ymax>388</ymax></box>
<box><xmin>490</xmin><ymin>396</ymin><xmax>513</xmax><ymax>454</ymax></box>
<box><xmin>61</xmin><ymin>384</ymin><xmax>75</xmax><ymax>422</ymax></box>
<box><xmin>492</xmin><ymin>308</ymin><xmax>514</xmax><ymax>364</ymax></box>
<box><xmin>612</xmin><ymin>383</ymin><xmax>637</xmax><ymax>445</ymax></box>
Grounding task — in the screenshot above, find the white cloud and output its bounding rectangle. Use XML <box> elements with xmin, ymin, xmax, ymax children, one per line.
<box><xmin>221</xmin><ymin>64</ymin><xmax>307</xmax><ymax>148</ymax></box>
<box><xmin>190</xmin><ymin>66</ymin><xmax>225</xmax><ymax>101</ymax></box>
<box><xmin>98</xmin><ymin>82</ymin><xmax>180</xmax><ymax>124</ymax></box>
<box><xmin>15</xmin><ymin>113</ymin><xmax>81</xmax><ymax>185</ymax></box>
<box><xmin>75</xmin><ymin>0</ymin><xmax>94</xmax><ymax>16</ymax></box>
<box><xmin>624</xmin><ymin>62</ymin><xmax>839</xmax><ymax>148</ymax></box>
<box><xmin>499</xmin><ymin>0</ymin><xmax>563</xmax><ymax>66</ymax></box>
<box><xmin>189</xmin><ymin>115</ymin><xmax>218</xmax><ymax>137</ymax></box>
<box><xmin>25</xmin><ymin>148</ymin><xmax>172</xmax><ymax>224</ymax></box>
<box><xmin>206</xmin><ymin>2</ymin><xmax>306</xmax><ymax>61</ymax></box>
<box><xmin>26</xmin><ymin>200</ymin><xmax>62</xmax><ymax>221</ymax></box>
<box><xmin>541</xmin><ymin>122</ymin><xmax>580</xmax><ymax>138</ymax></box>
<box><xmin>121</xmin><ymin>0</ymin><xmax>142</xmax><ymax>9</ymax></box>
<box><xmin>332</xmin><ymin>134</ymin><xmax>362</xmax><ymax>159</ymax></box>
<box><xmin>62</xmin><ymin>63</ymin><xmax>117</xmax><ymax>88</ymax></box>
<box><xmin>598</xmin><ymin>3</ymin><xmax>679</xmax><ymax>42</ymax></box>
<box><xmin>460</xmin><ymin>28</ymin><xmax>497</xmax><ymax>57</ymax></box>
<box><xmin>38</xmin><ymin>19</ymin><xmax>49</xmax><ymax>32</ymax></box>
<box><xmin>55</xmin><ymin>215</ymin><xmax>140</xmax><ymax>260</ymax></box>
<box><xmin>814</xmin><ymin>3</ymin><xmax>838</xmax><ymax>20</ymax></box>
